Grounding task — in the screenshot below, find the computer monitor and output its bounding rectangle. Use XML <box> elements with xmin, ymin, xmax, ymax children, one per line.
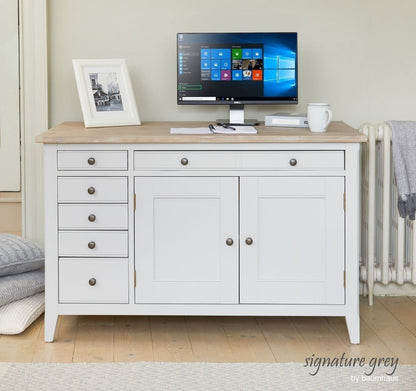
<box><xmin>177</xmin><ymin>32</ymin><xmax>298</xmax><ymax>125</ymax></box>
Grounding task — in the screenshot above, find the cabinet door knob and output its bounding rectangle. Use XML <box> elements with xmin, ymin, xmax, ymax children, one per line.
<box><xmin>88</xmin><ymin>241</ymin><xmax>96</xmax><ymax>249</ymax></box>
<box><xmin>87</xmin><ymin>187</ymin><xmax>95</xmax><ymax>195</ymax></box>
<box><xmin>245</xmin><ymin>237</ymin><xmax>253</xmax><ymax>245</ymax></box>
<box><xmin>289</xmin><ymin>158</ymin><xmax>298</xmax><ymax>166</ymax></box>
<box><xmin>89</xmin><ymin>278</ymin><xmax>96</xmax><ymax>286</ymax></box>
<box><xmin>88</xmin><ymin>214</ymin><xmax>96</xmax><ymax>222</ymax></box>
<box><xmin>226</xmin><ymin>238</ymin><xmax>234</xmax><ymax>246</ymax></box>
<box><xmin>87</xmin><ymin>157</ymin><xmax>96</xmax><ymax>165</ymax></box>
<box><xmin>181</xmin><ymin>157</ymin><xmax>189</xmax><ymax>166</ymax></box>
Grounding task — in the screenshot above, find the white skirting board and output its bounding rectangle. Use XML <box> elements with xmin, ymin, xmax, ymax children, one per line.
<box><xmin>374</xmin><ymin>283</ymin><xmax>416</xmax><ymax>296</ymax></box>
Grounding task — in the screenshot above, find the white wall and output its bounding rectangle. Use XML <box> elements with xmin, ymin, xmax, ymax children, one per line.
<box><xmin>48</xmin><ymin>0</ymin><xmax>416</xmax><ymax>129</ymax></box>
<box><xmin>0</xmin><ymin>0</ymin><xmax>20</xmax><ymax>191</ymax></box>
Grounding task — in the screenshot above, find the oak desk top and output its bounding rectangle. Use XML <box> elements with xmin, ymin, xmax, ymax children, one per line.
<box><xmin>36</xmin><ymin>121</ymin><xmax>367</xmax><ymax>144</ymax></box>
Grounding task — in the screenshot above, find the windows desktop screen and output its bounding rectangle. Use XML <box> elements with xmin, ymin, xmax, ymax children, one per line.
<box><xmin>177</xmin><ymin>32</ymin><xmax>298</xmax><ymax>104</ymax></box>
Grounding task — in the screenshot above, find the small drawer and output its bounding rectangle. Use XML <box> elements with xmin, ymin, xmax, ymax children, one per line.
<box><xmin>57</xmin><ymin>151</ymin><xmax>127</xmax><ymax>171</ymax></box>
<box><xmin>240</xmin><ymin>151</ymin><xmax>345</xmax><ymax>170</ymax></box>
<box><xmin>59</xmin><ymin>258</ymin><xmax>128</xmax><ymax>303</ymax></box>
<box><xmin>59</xmin><ymin>231</ymin><xmax>128</xmax><ymax>257</ymax></box>
<box><xmin>59</xmin><ymin>204</ymin><xmax>128</xmax><ymax>230</ymax></box>
<box><xmin>58</xmin><ymin>177</ymin><xmax>127</xmax><ymax>203</ymax></box>
<box><xmin>134</xmin><ymin>150</ymin><xmax>344</xmax><ymax>171</ymax></box>
<box><xmin>134</xmin><ymin>151</ymin><xmax>239</xmax><ymax>170</ymax></box>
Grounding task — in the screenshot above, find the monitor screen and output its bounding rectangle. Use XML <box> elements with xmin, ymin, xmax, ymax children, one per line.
<box><xmin>177</xmin><ymin>32</ymin><xmax>298</xmax><ymax>106</ymax></box>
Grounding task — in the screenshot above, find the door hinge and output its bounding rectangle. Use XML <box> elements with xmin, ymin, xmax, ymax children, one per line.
<box><xmin>134</xmin><ymin>270</ymin><xmax>137</xmax><ymax>288</ymax></box>
<box><xmin>134</xmin><ymin>193</ymin><xmax>136</xmax><ymax>211</ymax></box>
<box><xmin>343</xmin><ymin>193</ymin><xmax>346</xmax><ymax>211</ymax></box>
<box><xmin>343</xmin><ymin>270</ymin><xmax>346</xmax><ymax>288</ymax></box>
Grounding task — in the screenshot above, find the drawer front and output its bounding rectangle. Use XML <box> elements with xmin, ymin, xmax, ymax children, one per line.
<box><xmin>58</xmin><ymin>177</ymin><xmax>127</xmax><ymax>203</ymax></box>
<box><xmin>134</xmin><ymin>151</ymin><xmax>344</xmax><ymax>171</ymax></box>
<box><xmin>240</xmin><ymin>151</ymin><xmax>344</xmax><ymax>170</ymax></box>
<box><xmin>59</xmin><ymin>204</ymin><xmax>128</xmax><ymax>230</ymax></box>
<box><xmin>59</xmin><ymin>258</ymin><xmax>128</xmax><ymax>303</ymax></box>
<box><xmin>134</xmin><ymin>151</ymin><xmax>239</xmax><ymax>170</ymax></box>
<box><xmin>59</xmin><ymin>231</ymin><xmax>128</xmax><ymax>257</ymax></box>
<box><xmin>57</xmin><ymin>151</ymin><xmax>127</xmax><ymax>171</ymax></box>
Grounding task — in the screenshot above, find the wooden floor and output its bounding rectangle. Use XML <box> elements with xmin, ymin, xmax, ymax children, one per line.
<box><xmin>1</xmin><ymin>296</ymin><xmax>416</xmax><ymax>364</ymax></box>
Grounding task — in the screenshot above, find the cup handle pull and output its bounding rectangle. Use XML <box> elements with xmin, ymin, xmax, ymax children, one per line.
<box><xmin>324</xmin><ymin>109</ymin><xmax>333</xmax><ymax>129</ymax></box>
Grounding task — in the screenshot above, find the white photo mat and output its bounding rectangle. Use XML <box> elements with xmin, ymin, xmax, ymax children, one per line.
<box><xmin>73</xmin><ymin>59</ymin><xmax>140</xmax><ymax>127</ymax></box>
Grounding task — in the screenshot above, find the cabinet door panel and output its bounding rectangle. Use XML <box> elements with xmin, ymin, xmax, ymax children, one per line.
<box><xmin>135</xmin><ymin>177</ymin><xmax>238</xmax><ymax>303</ymax></box>
<box><xmin>240</xmin><ymin>176</ymin><xmax>344</xmax><ymax>304</ymax></box>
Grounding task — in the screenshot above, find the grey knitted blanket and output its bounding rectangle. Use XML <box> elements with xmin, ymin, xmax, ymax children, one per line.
<box><xmin>388</xmin><ymin>120</ymin><xmax>416</xmax><ymax>220</ymax></box>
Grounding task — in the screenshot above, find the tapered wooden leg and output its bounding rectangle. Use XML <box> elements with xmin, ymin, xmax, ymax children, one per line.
<box><xmin>346</xmin><ymin>313</ymin><xmax>360</xmax><ymax>344</ymax></box>
<box><xmin>44</xmin><ymin>311</ymin><xmax>58</xmax><ymax>342</ymax></box>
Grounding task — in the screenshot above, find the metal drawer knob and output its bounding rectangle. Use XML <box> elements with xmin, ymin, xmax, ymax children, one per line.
<box><xmin>88</xmin><ymin>241</ymin><xmax>96</xmax><ymax>249</ymax></box>
<box><xmin>87</xmin><ymin>157</ymin><xmax>96</xmax><ymax>165</ymax></box>
<box><xmin>226</xmin><ymin>238</ymin><xmax>234</xmax><ymax>246</ymax></box>
<box><xmin>245</xmin><ymin>237</ymin><xmax>253</xmax><ymax>245</ymax></box>
<box><xmin>181</xmin><ymin>158</ymin><xmax>189</xmax><ymax>166</ymax></box>
<box><xmin>87</xmin><ymin>187</ymin><xmax>95</xmax><ymax>195</ymax></box>
<box><xmin>88</xmin><ymin>214</ymin><xmax>96</xmax><ymax>222</ymax></box>
<box><xmin>289</xmin><ymin>158</ymin><xmax>298</xmax><ymax>167</ymax></box>
<box><xmin>89</xmin><ymin>278</ymin><xmax>96</xmax><ymax>286</ymax></box>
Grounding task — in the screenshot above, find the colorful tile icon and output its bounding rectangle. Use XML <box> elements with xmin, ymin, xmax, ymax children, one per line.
<box><xmin>201</xmin><ymin>49</ymin><xmax>210</xmax><ymax>59</ymax></box>
<box><xmin>243</xmin><ymin>70</ymin><xmax>252</xmax><ymax>80</ymax></box>
<box><xmin>211</xmin><ymin>49</ymin><xmax>231</xmax><ymax>60</ymax></box>
<box><xmin>253</xmin><ymin>49</ymin><xmax>263</xmax><ymax>59</ymax></box>
<box><xmin>232</xmin><ymin>70</ymin><xmax>242</xmax><ymax>80</ymax></box>
<box><xmin>232</xmin><ymin>48</ymin><xmax>242</xmax><ymax>60</ymax></box>
<box><xmin>211</xmin><ymin>60</ymin><xmax>220</xmax><ymax>69</ymax></box>
<box><xmin>252</xmin><ymin>70</ymin><xmax>262</xmax><ymax>80</ymax></box>
<box><xmin>201</xmin><ymin>60</ymin><xmax>211</xmax><ymax>70</ymax></box>
<box><xmin>221</xmin><ymin>60</ymin><xmax>231</xmax><ymax>70</ymax></box>
<box><xmin>221</xmin><ymin>70</ymin><xmax>231</xmax><ymax>80</ymax></box>
<box><xmin>219</xmin><ymin>49</ymin><xmax>231</xmax><ymax>58</ymax></box>
<box><xmin>242</xmin><ymin>49</ymin><xmax>252</xmax><ymax>59</ymax></box>
<box><xmin>211</xmin><ymin>70</ymin><xmax>221</xmax><ymax>80</ymax></box>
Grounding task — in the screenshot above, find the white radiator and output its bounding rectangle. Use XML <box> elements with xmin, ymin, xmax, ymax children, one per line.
<box><xmin>359</xmin><ymin>123</ymin><xmax>416</xmax><ymax>305</ymax></box>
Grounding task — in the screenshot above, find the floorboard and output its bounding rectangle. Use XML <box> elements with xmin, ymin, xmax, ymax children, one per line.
<box><xmin>1</xmin><ymin>297</ymin><xmax>416</xmax><ymax>364</ymax></box>
<box><xmin>359</xmin><ymin>297</ymin><xmax>416</xmax><ymax>364</ymax></box>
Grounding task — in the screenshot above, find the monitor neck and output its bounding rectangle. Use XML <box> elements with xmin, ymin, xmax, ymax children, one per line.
<box><xmin>216</xmin><ymin>104</ymin><xmax>259</xmax><ymax>126</ymax></box>
<box><xmin>230</xmin><ymin>104</ymin><xmax>245</xmax><ymax>124</ymax></box>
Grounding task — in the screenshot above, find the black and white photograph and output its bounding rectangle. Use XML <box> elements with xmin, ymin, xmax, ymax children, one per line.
<box><xmin>72</xmin><ymin>59</ymin><xmax>140</xmax><ymax>127</ymax></box>
<box><xmin>89</xmin><ymin>72</ymin><xmax>124</xmax><ymax>112</ymax></box>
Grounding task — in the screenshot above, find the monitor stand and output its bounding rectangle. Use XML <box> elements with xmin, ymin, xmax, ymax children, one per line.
<box><xmin>216</xmin><ymin>104</ymin><xmax>259</xmax><ymax>126</ymax></box>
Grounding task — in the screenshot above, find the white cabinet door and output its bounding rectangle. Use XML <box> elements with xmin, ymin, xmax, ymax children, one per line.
<box><xmin>135</xmin><ymin>176</ymin><xmax>238</xmax><ymax>303</ymax></box>
<box><xmin>0</xmin><ymin>0</ymin><xmax>20</xmax><ymax>190</ymax></box>
<box><xmin>240</xmin><ymin>177</ymin><xmax>344</xmax><ymax>304</ymax></box>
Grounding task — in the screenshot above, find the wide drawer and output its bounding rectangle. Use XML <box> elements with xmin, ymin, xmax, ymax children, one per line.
<box><xmin>57</xmin><ymin>150</ymin><xmax>127</xmax><ymax>171</ymax></box>
<box><xmin>58</xmin><ymin>204</ymin><xmax>128</xmax><ymax>230</ymax></box>
<box><xmin>58</xmin><ymin>177</ymin><xmax>127</xmax><ymax>203</ymax></box>
<box><xmin>59</xmin><ymin>258</ymin><xmax>128</xmax><ymax>303</ymax></box>
<box><xmin>59</xmin><ymin>231</ymin><xmax>128</xmax><ymax>257</ymax></box>
<box><xmin>134</xmin><ymin>151</ymin><xmax>345</xmax><ymax>171</ymax></box>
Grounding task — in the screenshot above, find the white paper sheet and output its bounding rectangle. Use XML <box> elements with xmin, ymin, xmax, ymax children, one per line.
<box><xmin>170</xmin><ymin>126</ymin><xmax>257</xmax><ymax>134</ymax></box>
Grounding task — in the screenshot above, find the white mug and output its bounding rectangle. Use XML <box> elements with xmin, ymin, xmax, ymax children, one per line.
<box><xmin>307</xmin><ymin>103</ymin><xmax>333</xmax><ymax>132</ymax></box>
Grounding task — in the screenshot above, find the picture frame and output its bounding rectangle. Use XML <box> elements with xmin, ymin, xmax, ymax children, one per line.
<box><xmin>72</xmin><ymin>59</ymin><xmax>141</xmax><ymax>128</ymax></box>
